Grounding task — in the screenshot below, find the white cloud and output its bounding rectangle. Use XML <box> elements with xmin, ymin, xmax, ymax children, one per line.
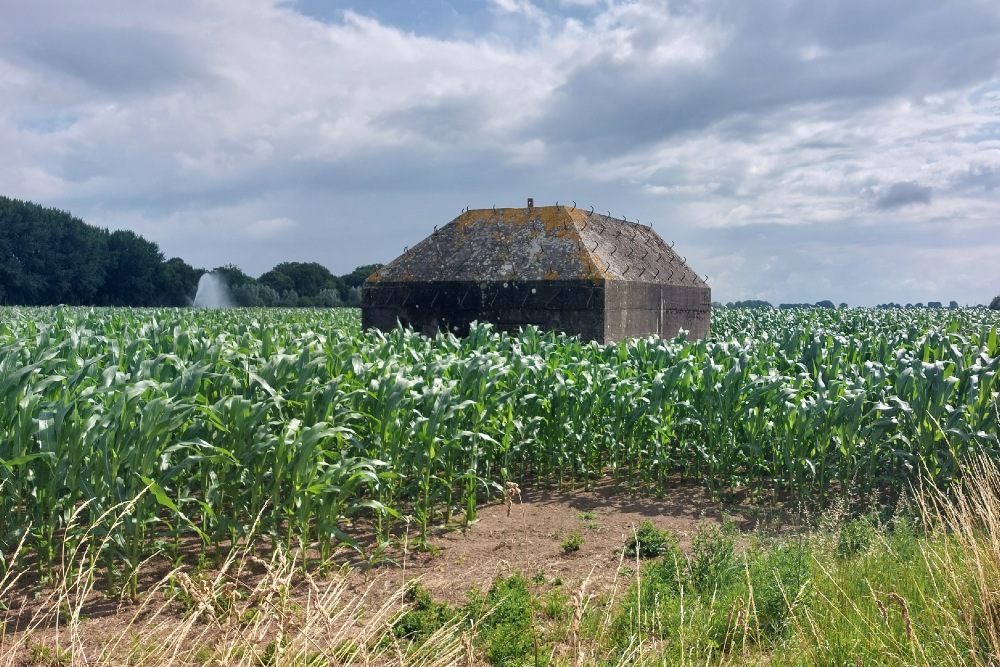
<box><xmin>0</xmin><ymin>0</ymin><xmax>998</xmax><ymax>303</ymax></box>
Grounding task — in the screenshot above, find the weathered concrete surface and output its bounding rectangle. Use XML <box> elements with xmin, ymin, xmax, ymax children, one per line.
<box><xmin>362</xmin><ymin>280</ymin><xmax>606</xmax><ymax>340</ymax></box>
<box><xmin>604</xmin><ymin>282</ymin><xmax>711</xmax><ymax>341</ymax></box>
<box><xmin>362</xmin><ymin>205</ymin><xmax>711</xmax><ymax>343</ymax></box>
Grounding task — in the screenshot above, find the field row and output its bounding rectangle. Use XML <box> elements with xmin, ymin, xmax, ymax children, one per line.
<box><xmin>0</xmin><ymin>306</ymin><xmax>998</xmax><ymax>589</ymax></box>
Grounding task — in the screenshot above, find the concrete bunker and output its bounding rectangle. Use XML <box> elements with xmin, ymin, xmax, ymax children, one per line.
<box><xmin>361</xmin><ymin>203</ymin><xmax>711</xmax><ymax>344</ymax></box>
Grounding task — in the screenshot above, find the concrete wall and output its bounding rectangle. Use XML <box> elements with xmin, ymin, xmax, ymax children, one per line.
<box><xmin>362</xmin><ymin>280</ymin><xmax>607</xmax><ymax>341</ymax></box>
<box><xmin>604</xmin><ymin>282</ymin><xmax>711</xmax><ymax>343</ymax></box>
<box><xmin>363</xmin><ymin>279</ymin><xmax>710</xmax><ymax>344</ymax></box>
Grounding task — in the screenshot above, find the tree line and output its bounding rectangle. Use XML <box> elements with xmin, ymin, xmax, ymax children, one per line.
<box><xmin>714</xmin><ymin>299</ymin><xmax>980</xmax><ymax>310</ymax></box>
<box><xmin>212</xmin><ymin>262</ymin><xmax>380</xmax><ymax>308</ymax></box>
<box><xmin>0</xmin><ymin>195</ymin><xmax>379</xmax><ymax>307</ymax></box>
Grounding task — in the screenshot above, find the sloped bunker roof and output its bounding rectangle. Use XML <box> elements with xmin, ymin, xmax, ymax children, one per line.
<box><xmin>369</xmin><ymin>205</ymin><xmax>707</xmax><ymax>287</ymax></box>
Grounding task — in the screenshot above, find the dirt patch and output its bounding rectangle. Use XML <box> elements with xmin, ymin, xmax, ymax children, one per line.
<box><xmin>345</xmin><ymin>478</ymin><xmax>769</xmax><ymax>607</ymax></box>
<box><xmin>1</xmin><ymin>479</ymin><xmax>779</xmax><ymax>661</ymax></box>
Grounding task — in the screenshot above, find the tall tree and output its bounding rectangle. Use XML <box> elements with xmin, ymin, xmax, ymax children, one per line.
<box><xmin>157</xmin><ymin>257</ymin><xmax>202</xmax><ymax>306</ymax></box>
<box><xmin>0</xmin><ymin>195</ymin><xmax>108</xmax><ymax>305</ymax></box>
<box><xmin>100</xmin><ymin>230</ymin><xmax>165</xmax><ymax>306</ymax></box>
<box><xmin>259</xmin><ymin>262</ymin><xmax>339</xmax><ymax>300</ymax></box>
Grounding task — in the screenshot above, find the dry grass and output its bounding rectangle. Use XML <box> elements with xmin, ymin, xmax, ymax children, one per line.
<box><xmin>5</xmin><ymin>458</ymin><xmax>1000</xmax><ymax>666</ymax></box>
<box><xmin>0</xmin><ymin>502</ymin><xmax>466</xmax><ymax>667</ymax></box>
<box><xmin>920</xmin><ymin>456</ymin><xmax>1000</xmax><ymax>666</ymax></box>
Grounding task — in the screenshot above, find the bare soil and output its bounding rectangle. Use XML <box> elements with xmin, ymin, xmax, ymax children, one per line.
<box><xmin>1</xmin><ymin>479</ymin><xmax>783</xmax><ymax>663</ymax></box>
<box><xmin>360</xmin><ymin>478</ymin><xmax>767</xmax><ymax>605</ymax></box>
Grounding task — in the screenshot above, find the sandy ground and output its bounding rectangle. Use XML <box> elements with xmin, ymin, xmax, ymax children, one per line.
<box><xmin>1</xmin><ymin>478</ymin><xmax>780</xmax><ymax>663</ymax></box>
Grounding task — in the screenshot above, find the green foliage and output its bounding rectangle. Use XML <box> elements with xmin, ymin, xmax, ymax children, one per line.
<box><xmin>466</xmin><ymin>574</ymin><xmax>536</xmax><ymax>667</ymax></box>
<box><xmin>540</xmin><ymin>588</ymin><xmax>570</xmax><ymax>621</ymax></box>
<box><xmin>0</xmin><ymin>195</ymin><xmax>201</xmax><ymax>306</ymax></box>
<box><xmin>688</xmin><ymin>519</ymin><xmax>740</xmax><ymax>596</ymax></box>
<box><xmin>746</xmin><ymin>537</ymin><xmax>811</xmax><ymax>642</ymax></box>
<box><xmin>990</xmin><ymin>294</ymin><xmax>1000</xmax><ymax>310</ymax></box>
<box><xmin>612</xmin><ymin>521</ymin><xmax>812</xmax><ymax>657</ymax></box>
<box><xmin>392</xmin><ymin>581</ymin><xmax>459</xmax><ymax>643</ymax></box>
<box><xmin>624</xmin><ymin>521</ymin><xmax>678</xmax><ymax>559</ymax></box>
<box><xmin>611</xmin><ymin>549</ymin><xmax>686</xmax><ymax>645</ymax></box>
<box><xmin>342</xmin><ymin>263</ymin><xmax>383</xmax><ymax>289</ymax></box>
<box><xmin>348</xmin><ymin>510</ymin><xmax>1000</xmax><ymax>666</ymax></box>
<box><xmin>159</xmin><ymin>257</ymin><xmax>202</xmax><ymax>306</ymax></box>
<box><xmin>730</xmin><ymin>299</ymin><xmax>773</xmax><ymax>309</ymax></box>
<box><xmin>0</xmin><ymin>306</ymin><xmax>999</xmax><ymax>587</ymax></box>
<box><xmin>101</xmin><ymin>230</ymin><xmax>165</xmax><ymax>306</ymax></box>
<box><xmin>0</xmin><ymin>194</ymin><xmax>380</xmax><ymax>307</ymax></box>
<box><xmin>212</xmin><ymin>264</ymin><xmax>255</xmax><ymax>289</ymax></box>
<box><xmin>836</xmin><ymin>516</ymin><xmax>877</xmax><ymax>560</ymax></box>
<box><xmin>561</xmin><ymin>530</ymin><xmax>583</xmax><ymax>554</ymax></box>
<box><xmin>259</xmin><ymin>262</ymin><xmax>340</xmax><ymax>304</ymax></box>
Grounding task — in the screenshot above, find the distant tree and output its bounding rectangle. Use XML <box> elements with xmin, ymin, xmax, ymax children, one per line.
<box><xmin>337</xmin><ymin>264</ymin><xmax>382</xmax><ymax>303</ymax></box>
<box><xmin>157</xmin><ymin>257</ymin><xmax>202</xmax><ymax>306</ymax></box>
<box><xmin>949</xmin><ymin>300</ymin><xmax>960</xmax><ymax>310</ymax></box>
<box><xmin>711</xmin><ymin>301</ymin><xmax>726</xmax><ymax>310</ymax></box>
<box><xmin>731</xmin><ymin>300</ymin><xmax>773</xmax><ymax>309</ymax></box>
<box><xmin>230</xmin><ymin>282</ymin><xmax>280</xmax><ymax>307</ymax></box>
<box><xmin>100</xmin><ymin>230</ymin><xmax>165</xmax><ymax>306</ymax></box>
<box><xmin>989</xmin><ymin>295</ymin><xmax>1000</xmax><ymax>311</ymax></box>
<box><xmin>815</xmin><ymin>300</ymin><xmax>835</xmax><ymax>309</ymax></box>
<box><xmin>47</xmin><ymin>212</ymin><xmax>108</xmax><ymax>304</ymax></box>
<box><xmin>259</xmin><ymin>261</ymin><xmax>339</xmax><ymax>299</ymax></box>
<box><xmin>342</xmin><ymin>264</ymin><xmax>383</xmax><ymax>288</ymax></box>
<box><xmin>345</xmin><ymin>286</ymin><xmax>362</xmax><ymax>307</ymax></box>
<box><xmin>927</xmin><ymin>301</ymin><xmax>942</xmax><ymax>309</ymax></box>
<box><xmin>315</xmin><ymin>288</ymin><xmax>343</xmax><ymax>307</ymax></box>
<box><xmin>0</xmin><ymin>195</ymin><xmax>110</xmax><ymax>305</ymax></box>
<box><xmin>258</xmin><ymin>267</ymin><xmax>295</xmax><ymax>294</ymax></box>
<box><xmin>838</xmin><ymin>302</ymin><xmax>848</xmax><ymax>309</ymax></box>
<box><xmin>213</xmin><ymin>264</ymin><xmax>255</xmax><ymax>289</ymax></box>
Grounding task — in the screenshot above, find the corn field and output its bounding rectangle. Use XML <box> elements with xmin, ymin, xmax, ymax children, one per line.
<box><xmin>1</xmin><ymin>306</ymin><xmax>998</xmax><ymax>589</ymax></box>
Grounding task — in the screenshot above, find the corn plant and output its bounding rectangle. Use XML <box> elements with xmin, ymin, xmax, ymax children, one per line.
<box><xmin>0</xmin><ymin>305</ymin><xmax>998</xmax><ymax>584</ymax></box>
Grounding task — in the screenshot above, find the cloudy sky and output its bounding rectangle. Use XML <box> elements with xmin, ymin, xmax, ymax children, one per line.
<box><xmin>2</xmin><ymin>0</ymin><xmax>1000</xmax><ymax>305</ymax></box>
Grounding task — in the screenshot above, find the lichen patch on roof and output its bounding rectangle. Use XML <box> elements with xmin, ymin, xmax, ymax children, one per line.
<box><xmin>370</xmin><ymin>205</ymin><xmax>707</xmax><ymax>286</ymax></box>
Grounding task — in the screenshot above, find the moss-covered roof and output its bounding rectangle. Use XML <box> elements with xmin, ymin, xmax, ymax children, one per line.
<box><xmin>369</xmin><ymin>205</ymin><xmax>707</xmax><ymax>286</ymax></box>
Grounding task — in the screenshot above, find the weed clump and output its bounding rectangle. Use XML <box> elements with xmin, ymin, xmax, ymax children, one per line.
<box><xmin>624</xmin><ymin>520</ymin><xmax>677</xmax><ymax>559</ymax></box>
<box><xmin>561</xmin><ymin>530</ymin><xmax>583</xmax><ymax>554</ymax></box>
